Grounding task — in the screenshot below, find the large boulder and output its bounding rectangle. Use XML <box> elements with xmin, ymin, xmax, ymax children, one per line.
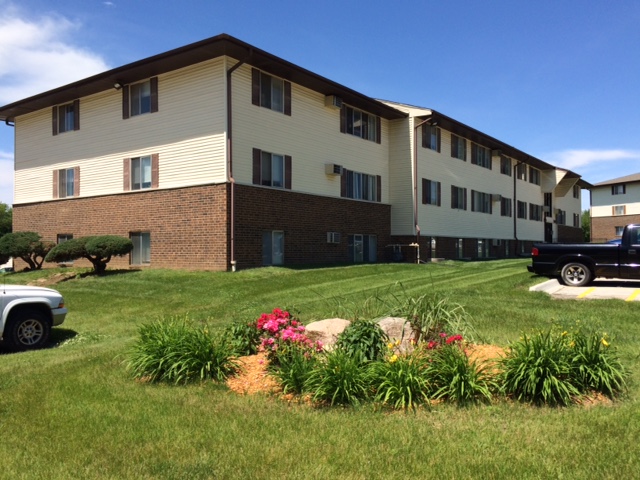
<box><xmin>305</xmin><ymin>318</ymin><xmax>351</xmax><ymax>348</ymax></box>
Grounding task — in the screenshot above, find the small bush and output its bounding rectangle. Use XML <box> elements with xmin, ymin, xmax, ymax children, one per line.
<box><xmin>225</xmin><ymin>320</ymin><xmax>261</xmax><ymax>356</ymax></box>
<box><xmin>269</xmin><ymin>344</ymin><xmax>319</xmax><ymax>395</ymax></box>
<box><xmin>369</xmin><ymin>352</ymin><xmax>430</xmax><ymax>410</ymax></box>
<box><xmin>500</xmin><ymin>330</ymin><xmax>579</xmax><ymax>406</ymax></box>
<box><xmin>46</xmin><ymin>235</ymin><xmax>133</xmax><ymax>274</ymax></box>
<box><xmin>305</xmin><ymin>350</ymin><xmax>371</xmax><ymax>406</ymax></box>
<box><xmin>571</xmin><ymin>331</ymin><xmax>628</xmax><ymax>397</ymax></box>
<box><xmin>125</xmin><ymin>317</ymin><xmax>239</xmax><ymax>384</ymax></box>
<box><xmin>426</xmin><ymin>344</ymin><xmax>496</xmax><ymax>405</ymax></box>
<box><xmin>0</xmin><ymin>231</ymin><xmax>53</xmax><ymax>270</ymax></box>
<box><xmin>335</xmin><ymin>319</ymin><xmax>389</xmax><ymax>362</ymax></box>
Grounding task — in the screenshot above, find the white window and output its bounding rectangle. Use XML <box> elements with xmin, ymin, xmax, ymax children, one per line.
<box><xmin>573</xmin><ymin>185</ymin><xmax>580</xmax><ymax>199</ymax></box>
<box><xmin>451</xmin><ymin>186</ymin><xmax>466</xmax><ymax>210</ymax></box>
<box><xmin>130</xmin><ymin>80</ymin><xmax>152</xmax><ymax>116</ymax></box>
<box><xmin>615</xmin><ymin>226</ymin><xmax>624</xmax><ymax>236</ymax></box>
<box><xmin>529</xmin><ymin>204</ymin><xmax>544</xmax><ymax>221</ymax></box>
<box><xmin>344</xmin><ymin>106</ymin><xmax>379</xmax><ymax>142</ymax></box>
<box><xmin>529</xmin><ymin>167</ymin><xmax>541</xmax><ymax>185</ymax></box>
<box><xmin>471</xmin><ymin>190</ymin><xmax>491</xmax><ymax>214</ymax></box>
<box><xmin>477</xmin><ymin>239</ymin><xmax>490</xmax><ymax>258</ymax></box>
<box><xmin>501</xmin><ymin>197</ymin><xmax>512</xmax><ymax>217</ymax></box>
<box><xmin>422</xmin><ymin>179</ymin><xmax>441</xmax><ymax>206</ymax></box>
<box><xmin>345</xmin><ymin>170</ymin><xmax>378</xmax><ymax>201</ymax></box>
<box><xmin>455</xmin><ymin>238</ymin><xmax>464</xmax><ymax>259</ymax></box>
<box><xmin>422</xmin><ymin>125</ymin><xmax>440</xmax><ymax>151</ymax></box>
<box><xmin>131</xmin><ymin>156</ymin><xmax>152</xmax><ymax>190</ymax></box>
<box><xmin>451</xmin><ymin>134</ymin><xmax>466</xmax><ymax>160</ymax></box>
<box><xmin>348</xmin><ymin>234</ymin><xmax>377</xmax><ymax>263</ymax></box>
<box><xmin>573</xmin><ymin>213</ymin><xmax>580</xmax><ymax>228</ymax></box>
<box><xmin>612</xmin><ymin>184</ymin><xmax>626</xmax><ymax>195</ymax></box>
<box><xmin>613</xmin><ymin>205</ymin><xmax>625</xmax><ymax>216</ymax></box>
<box><xmin>259</xmin><ymin>72</ymin><xmax>284</xmax><ymax>112</ymax></box>
<box><xmin>59</xmin><ymin>168</ymin><xmax>75</xmax><ymax>198</ymax></box>
<box><xmin>472</xmin><ymin>144</ymin><xmax>491</xmax><ymax>169</ymax></box>
<box><xmin>58</xmin><ymin>103</ymin><xmax>76</xmax><ymax>133</ymax></box>
<box><xmin>500</xmin><ymin>157</ymin><xmax>512</xmax><ymax>176</ymax></box>
<box><xmin>263</xmin><ymin>231</ymin><xmax>284</xmax><ymax>266</ymax></box>
<box><xmin>130</xmin><ymin>232</ymin><xmax>151</xmax><ymax>265</ymax></box>
<box><xmin>516</xmin><ymin>163</ymin><xmax>527</xmax><ymax>181</ymax></box>
<box><xmin>556</xmin><ymin>209</ymin><xmax>566</xmax><ymax>225</ymax></box>
<box><xmin>261</xmin><ymin>152</ymin><xmax>285</xmax><ymax>188</ymax></box>
<box><xmin>517</xmin><ymin>201</ymin><xmax>527</xmax><ymax>219</ymax></box>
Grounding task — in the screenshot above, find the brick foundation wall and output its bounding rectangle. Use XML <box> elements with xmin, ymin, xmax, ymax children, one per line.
<box><xmin>233</xmin><ymin>185</ymin><xmax>391</xmax><ymax>269</ymax></box>
<box><xmin>592</xmin><ymin>215</ymin><xmax>640</xmax><ymax>243</ymax></box>
<box><xmin>13</xmin><ymin>185</ymin><xmax>229</xmax><ymax>270</ymax></box>
<box><xmin>389</xmin><ymin>235</ymin><xmax>522</xmax><ymax>262</ymax></box>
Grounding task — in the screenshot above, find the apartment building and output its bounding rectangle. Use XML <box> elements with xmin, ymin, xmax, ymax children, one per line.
<box><xmin>0</xmin><ymin>34</ymin><xmax>589</xmax><ymax>270</ymax></box>
<box><xmin>591</xmin><ymin>173</ymin><xmax>640</xmax><ymax>242</ymax></box>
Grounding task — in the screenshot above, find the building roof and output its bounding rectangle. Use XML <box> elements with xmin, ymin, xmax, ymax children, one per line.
<box><xmin>0</xmin><ymin>33</ymin><xmax>407</xmax><ymax>123</ymax></box>
<box><xmin>594</xmin><ymin>172</ymin><xmax>640</xmax><ymax>186</ymax></box>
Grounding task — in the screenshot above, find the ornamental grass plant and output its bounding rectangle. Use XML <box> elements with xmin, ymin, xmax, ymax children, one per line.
<box><xmin>305</xmin><ymin>349</ymin><xmax>371</xmax><ymax>406</ymax></box>
<box><xmin>125</xmin><ymin>317</ymin><xmax>240</xmax><ymax>384</ymax></box>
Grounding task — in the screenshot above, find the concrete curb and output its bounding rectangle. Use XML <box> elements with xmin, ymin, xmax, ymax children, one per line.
<box><xmin>529</xmin><ymin>279</ymin><xmax>562</xmax><ymax>295</ymax></box>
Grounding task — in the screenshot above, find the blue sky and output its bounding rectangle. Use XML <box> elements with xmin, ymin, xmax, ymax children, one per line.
<box><xmin>1</xmin><ymin>0</ymin><xmax>639</xmax><ymax>209</ymax></box>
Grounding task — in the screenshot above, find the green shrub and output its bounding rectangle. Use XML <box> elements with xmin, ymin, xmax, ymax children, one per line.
<box><xmin>571</xmin><ymin>331</ymin><xmax>628</xmax><ymax>397</ymax></box>
<box><xmin>0</xmin><ymin>231</ymin><xmax>54</xmax><ymax>270</ymax></box>
<box><xmin>225</xmin><ymin>320</ymin><xmax>261</xmax><ymax>356</ymax></box>
<box><xmin>125</xmin><ymin>317</ymin><xmax>239</xmax><ymax>384</ymax></box>
<box><xmin>268</xmin><ymin>344</ymin><xmax>319</xmax><ymax>395</ymax></box>
<box><xmin>46</xmin><ymin>235</ymin><xmax>133</xmax><ymax>274</ymax></box>
<box><xmin>335</xmin><ymin>319</ymin><xmax>389</xmax><ymax>362</ymax></box>
<box><xmin>426</xmin><ymin>344</ymin><xmax>496</xmax><ymax>405</ymax></box>
<box><xmin>369</xmin><ymin>353</ymin><xmax>430</xmax><ymax>410</ymax></box>
<box><xmin>305</xmin><ymin>350</ymin><xmax>371</xmax><ymax>406</ymax></box>
<box><xmin>500</xmin><ymin>330</ymin><xmax>579</xmax><ymax>406</ymax></box>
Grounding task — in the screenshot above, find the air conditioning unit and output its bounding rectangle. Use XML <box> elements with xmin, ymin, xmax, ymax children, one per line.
<box><xmin>325</xmin><ymin>163</ymin><xmax>343</xmax><ymax>175</ymax></box>
<box><xmin>492</xmin><ymin>239</ymin><xmax>502</xmax><ymax>246</ymax></box>
<box><xmin>492</xmin><ymin>194</ymin><xmax>502</xmax><ymax>202</ymax></box>
<box><xmin>325</xmin><ymin>95</ymin><xmax>343</xmax><ymax>109</ymax></box>
<box><xmin>327</xmin><ymin>232</ymin><xmax>341</xmax><ymax>244</ymax></box>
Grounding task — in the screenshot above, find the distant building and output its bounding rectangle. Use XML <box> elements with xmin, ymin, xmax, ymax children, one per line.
<box><xmin>0</xmin><ymin>34</ymin><xmax>590</xmax><ymax>270</ymax></box>
<box><xmin>591</xmin><ymin>173</ymin><xmax>640</xmax><ymax>242</ymax></box>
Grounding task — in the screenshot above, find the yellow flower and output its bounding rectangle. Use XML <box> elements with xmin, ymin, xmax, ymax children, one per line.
<box><xmin>602</xmin><ymin>338</ymin><xmax>609</xmax><ymax>347</ymax></box>
<box><xmin>395</xmin><ymin>339</ymin><xmax>401</xmax><ymax>347</ymax></box>
<box><xmin>389</xmin><ymin>354</ymin><xmax>398</xmax><ymax>363</ymax></box>
<box><xmin>561</xmin><ymin>331</ymin><xmax>568</xmax><ymax>337</ymax></box>
<box><xmin>569</xmin><ymin>341</ymin><xmax>575</xmax><ymax>348</ymax></box>
<box><xmin>387</xmin><ymin>342</ymin><xmax>394</xmax><ymax>349</ymax></box>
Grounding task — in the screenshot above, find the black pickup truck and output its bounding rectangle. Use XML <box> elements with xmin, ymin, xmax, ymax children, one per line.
<box><xmin>527</xmin><ymin>224</ymin><xmax>640</xmax><ymax>286</ymax></box>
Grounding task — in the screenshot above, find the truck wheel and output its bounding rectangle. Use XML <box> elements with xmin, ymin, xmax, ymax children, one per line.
<box><xmin>560</xmin><ymin>262</ymin><xmax>592</xmax><ymax>287</ymax></box>
<box><xmin>3</xmin><ymin>310</ymin><xmax>51</xmax><ymax>351</ymax></box>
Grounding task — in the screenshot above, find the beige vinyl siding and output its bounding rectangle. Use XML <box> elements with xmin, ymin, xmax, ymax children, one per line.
<box><xmin>591</xmin><ymin>182</ymin><xmax>640</xmax><ymax>217</ymax></box>
<box><xmin>14</xmin><ymin>58</ymin><xmax>227</xmax><ymax>204</ymax></box>
<box><xmin>388</xmin><ymin>117</ymin><xmax>413</xmax><ymax>235</ymax></box>
<box><xmin>231</xmin><ymin>64</ymin><xmax>389</xmax><ymax>202</ymax></box>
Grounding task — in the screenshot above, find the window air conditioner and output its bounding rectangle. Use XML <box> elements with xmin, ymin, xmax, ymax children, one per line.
<box><xmin>325</xmin><ymin>163</ymin><xmax>344</xmax><ymax>175</ymax></box>
<box><xmin>324</xmin><ymin>95</ymin><xmax>343</xmax><ymax>109</ymax></box>
<box><xmin>327</xmin><ymin>232</ymin><xmax>341</xmax><ymax>244</ymax></box>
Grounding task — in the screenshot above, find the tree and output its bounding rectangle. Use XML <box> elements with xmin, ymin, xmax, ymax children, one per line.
<box><xmin>0</xmin><ymin>203</ymin><xmax>11</xmax><ymax>237</ymax></box>
<box><xmin>0</xmin><ymin>231</ymin><xmax>54</xmax><ymax>270</ymax></box>
<box><xmin>581</xmin><ymin>210</ymin><xmax>591</xmax><ymax>242</ymax></box>
<box><xmin>45</xmin><ymin>235</ymin><xmax>134</xmax><ymax>274</ymax></box>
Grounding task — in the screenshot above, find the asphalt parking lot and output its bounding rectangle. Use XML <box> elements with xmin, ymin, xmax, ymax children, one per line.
<box><xmin>530</xmin><ymin>278</ymin><xmax>640</xmax><ymax>301</ymax></box>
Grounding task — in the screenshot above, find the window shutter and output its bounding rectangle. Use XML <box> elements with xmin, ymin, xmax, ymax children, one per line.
<box><xmin>461</xmin><ymin>139</ymin><xmax>467</xmax><ymax>161</ymax></box>
<box><xmin>471</xmin><ymin>190</ymin><xmax>475</xmax><ymax>211</ymax></box>
<box><xmin>339</xmin><ymin>105</ymin><xmax>346</xmax><ymax>133</ymax></box>
<box><xmin>53</xmin><ymin>170</ymin><xmax>59</xmax><ymax>198</ymax></box>
<box><xmin>284</xmin><ymin>81</ymin><xmax>291</xmax><ymax>116</ymax></box>
<box><xmin>376</xmin><ymin>175</ymin><xmax>381</xmax><ymax>202</ymax></box>
<box><xmin>151</xmin><ymin>153</ymin><xmax>159</xmax><ymax>188</ymax></box>
<box><xmin>251</xmin><ymin>68</ymin><xmax>261</xmax><ymax>107</ymax></box>
<box><xmin>451</xmin><ymin>135</ymin><xmax>457</xmax><ymax>158</ymax></box>
<box><xmin>341</xmin><ymin>168</ymin><xmax>348</xmax><ymax>197</ymax></box>
<box><xmin>489</xmin><ymin>195</ymin><xmax>492</xmax><ymax>214</ymax></box>
<box><xmin>421</xmin><ymin>124</ymin><xmax>427</xmax><ymax>149</ymax></box>
<box><xmin>436</xmin><ymin>128</ymin><xmax>441</xmax><ymax>153</ymax></box>
<box><xmin>150</xmin><ymin>77</ymin><xmax>159</xmax><ymax>113</ymax></box>
<box><xmin>52</xmin><ymin>107</ymin><xmax>58</xmax><ymax>136</ymax></box>
<box><xmin>623</xmin><ymin>185</ymin><xmax>626</xmax><ymax>194</ymax></box>
<box><xmin>471</xmin><ymin>143</ymin><xmax>477</xmax><ymax>165</ymax></box>
<box><xmin>437</xmin><ymin>182</ymin><xmax>441</xmax><ymax>206</ymax></box>
<box><xmin>422</xmin><ymin>178</ymin><xmax>428</xmax><ymax>205</ymax></box>
<box><xmin>123</xmin><ymin>158</ymin><xmax>131</xmax><ymax>191</ymax></box>
<box><xmin>122</xmin><ymin>87</ymin><xmax>130</xmax><ymax>119</ymax></box>
<box><xmin>284</xmin><ymin>155</ymin><xmax>292</xmax><ymax>189</ymax></box>
<box><xmin>74</xmin><ymin>166</ymin><xmax>80</xmax><ymax>197</ymax></box>
<box><xmin>376</xmin><ymin>116</ymin><xmax>381</xmax><ymax>144</ymax></box>
<box><xmin>73</xmin><ymin>99</ymin><xmax>80</xmax><ymax>131</ymax></box>
<box><xmin>463</xmin><ymin>188</ymin><xmax>467</xmax><ymax>210</ymax></box>
<box><xmin>451</xmin><ymin>186</ymin><xmax>456</xmax><ymax>208</ymax></box>
<box><xmin>252</xmin><ymin>148</ymin><xmax>261</xmax><ymax>185</ymax></box>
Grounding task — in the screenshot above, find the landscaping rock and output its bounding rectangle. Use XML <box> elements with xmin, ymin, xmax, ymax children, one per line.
<box><xmin>378</xmin><ymin>316</ymin><xmax>414</xmax><ymax>353</ymax></box>
<box><xmin>305</xmin><ymin>318</ymin><xmax>351</xmax><ymax>348</ymax></box>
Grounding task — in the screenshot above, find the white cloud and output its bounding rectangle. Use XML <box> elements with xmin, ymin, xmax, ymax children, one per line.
<box><xmin>0</xmin><ymin>5</ymin><xmax>110</xmax><ymax>104</ymax></box>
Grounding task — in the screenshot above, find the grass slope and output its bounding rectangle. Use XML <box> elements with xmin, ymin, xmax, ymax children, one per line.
<box><xmin>1</xmin><ymin>260</ymin><xmax>639</xmax><ymax>479</ymax></box>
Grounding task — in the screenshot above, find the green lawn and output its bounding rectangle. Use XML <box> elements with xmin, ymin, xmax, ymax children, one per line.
<box><xmin>1</xmin><ymin>260</ymin><xmax>639</xmax><ymax>479</ymax></box>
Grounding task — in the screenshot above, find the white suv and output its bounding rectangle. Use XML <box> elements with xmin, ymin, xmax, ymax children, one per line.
<box><xmin>1</xmin><ymin>285</ymin><xmax>68</xmax><ymax>351</ymax></box>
